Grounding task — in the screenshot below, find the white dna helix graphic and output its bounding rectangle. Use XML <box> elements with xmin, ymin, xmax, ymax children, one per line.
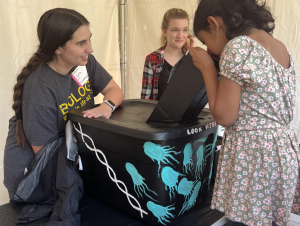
<box><xmin>73</xmin><ymin>122</ymin><xmax>148</xmax><ymax>218</ymax></box>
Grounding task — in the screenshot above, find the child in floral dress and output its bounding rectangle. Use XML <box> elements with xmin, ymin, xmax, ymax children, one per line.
<box><xmin>189</xmin><ymin>0</ymin><xmax>299</xmax><ymax>225</ymax></box>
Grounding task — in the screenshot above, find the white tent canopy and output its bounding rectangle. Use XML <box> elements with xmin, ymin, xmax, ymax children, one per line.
<box><xmin>0</xmin><ymin>0</ymin><xmax>299</xmax><ymax>205</ymax></box>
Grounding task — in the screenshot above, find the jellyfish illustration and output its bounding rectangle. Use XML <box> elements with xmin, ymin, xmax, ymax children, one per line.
<box><xmin>205</xmin><ymin>160</ymin><xmax>214</xmax><ymax>190</ymax></box>
<box><xmin>194</xmin><ymin>135</ymin><xmax>208</xmax><ymax>146</ymax></box>
<box><xmin>144</xmin><ymin>142</ymin><xmax>181</xmax><ymax>176</ymax></box>
<box><xmin>202</xmin><ymin>159</ymin><xmax>214</xmax><ymax>192</ymax></box>
<box><xmin>208</xmin><ymin>134</ymin><xmax>217</xmax><ymax>174</ymax></box>
<box><xmin>198</xmin><ymin>134</ymin><xmax>217</xmax><ymax>186</ymax></box>
<box><xmin>182</xmin><ymin>143</ymin><xmax>193</xmax><ymax>174</ymax></box>
<box><xmin>147</xmin><ymin>201</ymin><xmax>175</xmax><ymax>225</ymax></box>
<box><xmin>178</xmin><ymin>178</ymin><xmax>194</xmax><ymax>197</ymax></box>
<box><xmin>195</xmin><ymin>145</ymin><xmax>205</xmax><ymax>179</ymax></box>
<box><xmin>179</xmin><ymin>181</ymin><xmax>201</xmax><ymax>215</ymax></box>
<box><xmin>204</xmin><ymin>143</ymin><xmax>213</xmax><ymax>158</ymax></box>
<box><xmin>161</xmin><ymin>166</ymin><xmax>182</xmax><ymax>201</ymax></box>
<box><xmin>204</xmin><ymin>133</ymin><xmax>217</xmax><ymax>159</ymax></box>
<box><xmin>125</xmin><ymin>162</ymin><xmax>158</xmax><ymax>202</ymax></box>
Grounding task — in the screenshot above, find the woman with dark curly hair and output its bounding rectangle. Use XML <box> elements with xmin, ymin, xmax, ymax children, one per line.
<box><xmin>190</xmin><ymin>0</ymin><xmax>299</xmax><ymax>225</ymax></box>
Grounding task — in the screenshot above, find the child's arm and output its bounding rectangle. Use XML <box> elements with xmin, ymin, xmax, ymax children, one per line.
<box><xmin>190</xmin><ymin>47</ymin><xmax>241</xmax><ymax>127</ymax></box>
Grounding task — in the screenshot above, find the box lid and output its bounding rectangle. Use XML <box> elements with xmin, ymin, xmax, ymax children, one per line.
<box><xmin>147</xmin><ymin>53</ymin><xmax>207</xmax><ymax>124</ymax></box>
<box><xmin>68</xmin><ymin>99</ymin><xmax>216</xmax><ymax>140</ymax></box>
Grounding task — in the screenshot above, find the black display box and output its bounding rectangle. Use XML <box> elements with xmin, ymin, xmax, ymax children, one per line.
<box><xmin>68</xmin><ymin>99</ymin><xmax>217</xmax><ymax>226</ymax></box>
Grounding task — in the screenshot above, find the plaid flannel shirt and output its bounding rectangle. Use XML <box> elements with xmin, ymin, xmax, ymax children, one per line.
<box><xmin>141</xmin><ymin>45</ymin><xmax>166</xmax><ymax>100</ymax></box>
<box><xmin>141</xmin><ymin>45</ymin><xmax>186</xmax><ymax>100</ymax></box>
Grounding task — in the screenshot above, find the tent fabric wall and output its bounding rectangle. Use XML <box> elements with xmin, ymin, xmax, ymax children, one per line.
<box><xmin>0</xmin><ymin>0</ymin><xmax>120</xmax><ymax>205</ymax></box>
<box><xmin>0</xmin><ymin>0</ymin><xmax>299</xmax><ymax>210</ymax></box>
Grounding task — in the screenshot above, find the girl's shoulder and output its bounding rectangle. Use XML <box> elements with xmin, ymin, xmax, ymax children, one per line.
<box><xmin>223</xmin><ymin>35</ymin><xmax>276</xmax><ymax>55</ymax></box>
<box><xmin>223</xmin><ymin>36</ymin><xmax>294</xmax><ymax>71</ymax></box>
<box><xmin>220</xmin><ymin>36</ymin><xmax>252</xmax><ymax>63</ymax></box>
<box><xmin>221</xmin><ymin>35</ymin><xmax>266</xmax><ymax>62</ymax></box>
<box><xmin>224</xmin><ymin>36</ymin><xmax>254</xmax><ymax>52</ymax></box>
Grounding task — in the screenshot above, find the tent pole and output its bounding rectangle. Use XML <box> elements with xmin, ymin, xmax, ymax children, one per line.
<box><xmin>120</xmin><ymin>0</ymin><xmax>126</xmax><ymax>98</ymax></box>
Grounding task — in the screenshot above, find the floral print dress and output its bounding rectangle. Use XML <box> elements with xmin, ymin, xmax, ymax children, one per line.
<box><xmin>210</xmin><ymin>36</ymin><xmax>300</xmax><ymax>226</ymax></box>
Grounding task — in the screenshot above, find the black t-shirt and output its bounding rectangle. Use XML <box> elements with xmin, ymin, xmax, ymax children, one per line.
<box><xmin>157</xmin><ymin>59</ymin><xmax>173</xmax><ymax>100</ymax></box>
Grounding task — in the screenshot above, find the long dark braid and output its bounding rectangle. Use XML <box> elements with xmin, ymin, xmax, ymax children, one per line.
<box><xmin>12</xmin><ymin>8</ymin><xmax>89</xmax><ymax>148</ymax></box>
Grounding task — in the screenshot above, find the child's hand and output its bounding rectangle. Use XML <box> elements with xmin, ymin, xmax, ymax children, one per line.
<box><xmin>190</xmin><ymin>47</ymin><xmax>216</xmax><ymax>74</ymax></box>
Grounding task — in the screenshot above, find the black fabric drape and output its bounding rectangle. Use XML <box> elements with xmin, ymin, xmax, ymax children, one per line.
<box><xmin>12</xmin><ymin>138</ymin><xmax>83</xmax><ymax>225</ymax></box>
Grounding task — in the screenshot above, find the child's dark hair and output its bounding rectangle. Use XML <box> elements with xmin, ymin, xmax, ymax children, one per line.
<box><xmin>13</xmin><ymin>8</ymin><xmax>89</xmax><ymax>148</ymax></box>
<box><xmin>193</xmin><ymin>0</ymin><xmax>275</xmax><ymax>40</ymax></box>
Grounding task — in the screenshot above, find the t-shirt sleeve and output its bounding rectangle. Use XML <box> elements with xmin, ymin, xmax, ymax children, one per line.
<box><xmin>219</xmin><ymin>38</ymin><xmax>251</xmax><ymax>86</ymax></box>
<box><xmin>86</xmin><ymin>54</ymin><xmax>113</xmax><ymax>97</ymax></box>
<box><xmin>23</xmin><ymin>103</ymin><xmax>59</xmax><ymax>146</ymax></box>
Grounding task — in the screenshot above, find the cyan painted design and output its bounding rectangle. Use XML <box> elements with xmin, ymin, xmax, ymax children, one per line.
<box><xmin>141</xmin><ymin>132</ymin><xmax>216</xmax><ymax>222</ymax></box>
<box><xmin>195</xmin><ymin>134</ymin><xmax>217</xmax><ymax>180</ymax></box>
<box><xmin>203</xmin><ymin>133</ymin><xmax>218</xmax><ymax>189</ymax></box>
<box><xmin>179</xmin><ymin>181</ymin><xmax>201</xmax><ymax>215</ymax></box>
<box><xmin>195</xmin><ymin>145</ymin><xmax>204</xmax><ymax>179</ymax></box>
<box><xmin>161</xmin><ymin>166</ymin><xmax>183</xmax><ymax>201</ymax></box>
<box><xmin>178</xmin><ymin>178</ymin><xmax>194</xmax><ymax>196</ymax></box>
<box><xmin>182</xmin><ymin>143</ymin><xmax>193</xmax><ymax>174</ymax></box>
<box><xmin>147</xmin><ymin>201</ymin><xmax>175</xmax><ymax>226</ymax></box>
<box><xmin>73</xmin><ymin>122</ymin><xmax>148</xmax><ymax>218</ymax></box>
<box><xmin>194</xmin><ymin>135</ymin><xmax>208</xmax><ymax>145</ymax></box>
<box><xmin>125</xmin><ymin>162</ymin><xmax>158</xmax><ymax>202</ymax></box>
<box><xmin>144</xmin><ymin>142</ymin><xmax>181</xmax><ymax>177</ymax></box>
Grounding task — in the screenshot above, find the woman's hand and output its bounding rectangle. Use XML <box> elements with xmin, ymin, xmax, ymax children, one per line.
<box><xmin>82</xmin><ymin>103</ymin><xmax>112</xmax><ymax>119</ymax></box>
<box><xmin>82</xmin><ymin>79</ymin><xmax>124</xmax><ymax>119</ymax></box>
<box><xmin>190</xmin><ymin>47</ymin><xmax>216</xmax><ymax>74</ymax></box>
